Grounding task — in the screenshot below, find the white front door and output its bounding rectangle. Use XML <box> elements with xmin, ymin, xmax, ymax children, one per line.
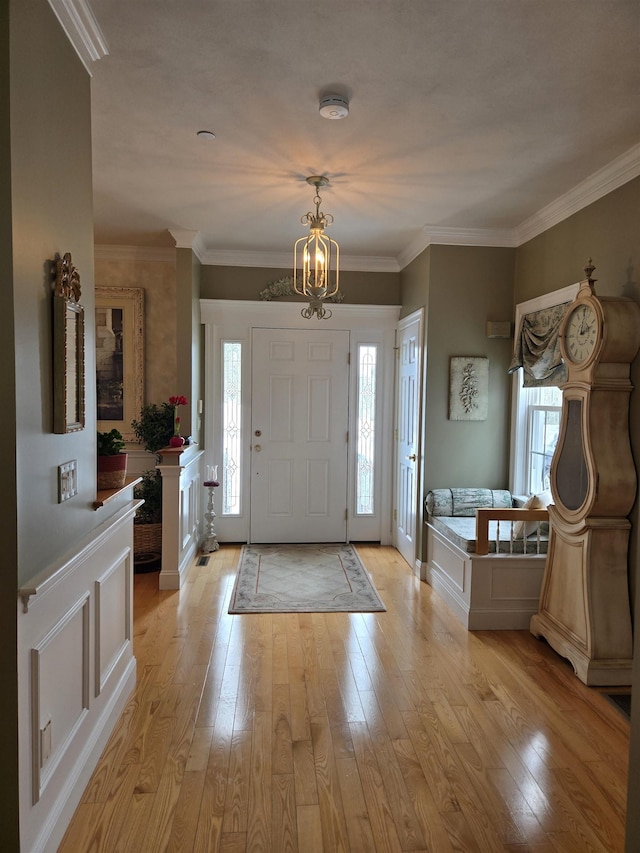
<box><xmin>250</xmin><ymin>327</ymin><xmax>349</xmax><ymax>543</ymax></box>
<box><xmin>394</xmin><ymin>312</ymin><xmax>423</xmax><ymax>567</ymax></box>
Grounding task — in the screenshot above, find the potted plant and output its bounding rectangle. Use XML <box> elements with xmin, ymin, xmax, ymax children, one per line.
<box><xmin>97</xmin><ymin>428</ymin><xmax>128</xmax><ymax>490</ymax></box>
<box><xmin>132</xmin><ymin>469</ymin><xmax>163</xmax><ymax>563</ymax></box>
<box><xmin>131</xmin><ymin>402</ymin><xmax>175</xmax><ymax>457</ymax></box>
<box><xmin>130</xmin><ymin>402</ymin><xmax>175</xmax><ymax>563</ymax></box>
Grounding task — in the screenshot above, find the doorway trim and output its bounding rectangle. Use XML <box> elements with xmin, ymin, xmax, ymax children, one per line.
<box><xmin>201</xmin><ymin>299</ymin><xmax>401</xmax><ymax>544</ymax></box>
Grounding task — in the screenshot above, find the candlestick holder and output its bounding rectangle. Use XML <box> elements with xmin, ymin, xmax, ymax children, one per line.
<box><xmin>202</xmin><ymin>465</ymin><xmax>220</xmax><ymax>552</ymax></box>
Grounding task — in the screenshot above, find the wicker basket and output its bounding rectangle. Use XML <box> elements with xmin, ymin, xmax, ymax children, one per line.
<box><xmin>134</xmin><ymin>522</ymin><xmax>162</xmax><ymax>556</ymax></box>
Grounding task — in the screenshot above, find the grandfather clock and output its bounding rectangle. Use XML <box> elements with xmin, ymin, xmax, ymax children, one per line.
<box><xmin>530</xmin><ymin>261</ymin><xmax>640</xmax><ymax>685</ymax></box>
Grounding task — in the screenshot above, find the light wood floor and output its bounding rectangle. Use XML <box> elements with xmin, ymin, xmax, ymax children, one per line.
<box><xmin>58</xmin><ymin>545</ymin><xmax>630</xmax><ymax>852</ymax></box>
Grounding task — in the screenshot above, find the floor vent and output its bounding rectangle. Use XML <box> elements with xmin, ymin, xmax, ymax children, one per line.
<box><xmin>197</xmin><ymin>556</ymin><xmax>210</xmax><ymax>567</ymax></box>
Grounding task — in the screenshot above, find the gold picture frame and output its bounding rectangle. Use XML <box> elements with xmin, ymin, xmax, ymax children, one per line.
<box><xmin>96</xmin><ymin>286</ymin><xmax>144</xmax><ymax>441</ymax></box>
<box><xmin>53</xmin><ymin>253</ymin><xmax>85</xmax><ymax>434</ymax></box>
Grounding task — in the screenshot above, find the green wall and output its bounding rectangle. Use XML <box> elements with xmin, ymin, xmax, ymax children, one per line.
<box><xmin>400</xmin><ymin>244</ymin><xmax>517</xmax><ymax>493</ymax></box>
<box><xmin>0</xmin><ymin>2</ymin><xmax>18</xmax><ymax>845</ymax></box>
<box><xmin>12</xmin><ymin>0</ymin><xmax>97</xmax><ymax>587</ymax></box>
<box><xmin>515</xmin><ymin>177</ymin><xmax>640</xmax><ymax>304</ymax></box>
<box><xmin>199</xmin><ymin>264</ymin><xmax>400</xmax><ymax>304</ymax></box>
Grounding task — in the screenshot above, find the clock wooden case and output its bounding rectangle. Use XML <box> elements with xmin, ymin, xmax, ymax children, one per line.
<box><xmin>530</xmin><ymin>261</ymin><xmax>640</xmax><ymax>685</ymax></box>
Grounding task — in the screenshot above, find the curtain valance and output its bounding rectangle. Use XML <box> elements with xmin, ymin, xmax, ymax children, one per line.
<box><xmin>508</xmin><ymin>302</ymin><xmax>570</xmax><ymax>387</ymax></box>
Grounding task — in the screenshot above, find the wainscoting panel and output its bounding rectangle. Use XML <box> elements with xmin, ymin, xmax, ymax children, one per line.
<box><xmin>30</xmin><ymin>595</ymin><xmax>90</xmax><ymax>805</ymax></box>
<box><xmin>18</xmin><ymin>501</ymin><xmax>138</xmax><ymax>853</ymax></box>
<box><xmin>95</xmin><ymin>548</ymin><xmax>132</xmax><ymax>697</ymax></box>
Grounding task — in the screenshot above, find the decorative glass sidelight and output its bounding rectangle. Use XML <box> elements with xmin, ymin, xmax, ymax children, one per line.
<box><xmin>356</xmin><ymin>344</ymin><xmax>377</xmax><ymax>514</ymax></box>
<box><xmin>222</xmin><ymin>341</ymin><xmax>242</xmax><ymax>515</ymax></box>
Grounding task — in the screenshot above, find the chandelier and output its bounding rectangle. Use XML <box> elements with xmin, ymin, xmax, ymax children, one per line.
<box><xmin>293</xmin><ymin>176</ymin><xmax>340</xmax><ymax>319</ymax></box>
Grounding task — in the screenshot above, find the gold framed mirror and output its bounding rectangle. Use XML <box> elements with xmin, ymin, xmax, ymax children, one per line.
<box><xmin>53</xmin><ymin>253</ymin><xmax>85</xmax><ymax>434</ymax></box>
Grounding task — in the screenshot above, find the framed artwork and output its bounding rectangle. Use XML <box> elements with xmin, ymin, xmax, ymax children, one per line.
<box><xmin>53</xmin><ymin>253</ymin><xmax>85</xmax><ymax>433</ymax></box>
<box><xmin>449</xmin><ymin>356</ymin><xmax>489</xmax><ymax>421</ymax></box>
<box><xmin>95</xmin><ymin>286</ymin><xmax>144</xmax><ymax>441</ymax></box>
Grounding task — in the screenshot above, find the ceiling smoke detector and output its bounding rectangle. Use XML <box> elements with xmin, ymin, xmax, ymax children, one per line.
<box><xmin>319</xmin><ymin>95</ymin><xmax>349</xmax><ymax>120</ymax></box>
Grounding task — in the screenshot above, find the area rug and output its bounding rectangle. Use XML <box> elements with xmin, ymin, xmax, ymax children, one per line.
<box><xmin>228</xmin><ymin>543</ymin><xmax>386</xmax><ymax>614</ymax></box>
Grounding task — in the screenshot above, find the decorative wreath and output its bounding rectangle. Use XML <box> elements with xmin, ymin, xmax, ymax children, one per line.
<box><xmin>258</xmin><ymin>276</ymin><xmax>344</xmax><ymax>303</ymax></box>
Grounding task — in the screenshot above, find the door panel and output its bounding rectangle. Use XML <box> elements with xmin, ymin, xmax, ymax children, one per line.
<box><xmin>395</xmin><ymin>315</ymin><xmax>422</xmax><ymax>566</ymax></box>
<box><xmin>250</xmin><ymin>328</ymin><xmax>349</xmax><ymax>543</ymax></box>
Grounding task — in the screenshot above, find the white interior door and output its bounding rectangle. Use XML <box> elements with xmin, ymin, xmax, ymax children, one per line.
<box><xmin>250</xmin><ymin>328</ymin><xmax>349</xmax><ymax>543</ymax></box>
<box><xmin>395</xmin><ymin>313</ymin><xmax>422</xmax><ymax>566</ymax></box>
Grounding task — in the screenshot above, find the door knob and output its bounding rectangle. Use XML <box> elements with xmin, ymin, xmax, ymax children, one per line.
<box><xmin>406</xmin><ymin>454</ymin><xmax>417</xmax><ymax>461</ymax></box>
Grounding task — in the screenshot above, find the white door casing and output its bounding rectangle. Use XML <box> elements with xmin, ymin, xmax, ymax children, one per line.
<box><xmin>250</xmin><ymin>328</ymin><xmax>349</xmax><ymax>543</ymax></box>
<box><xmin>394</xmin><ymin>311</ymin><xmax>424</xmax><ymax>568</ymax></box>
<box><xmin>201</xmin><ymin>300</ymin><xmax>400</xmax><ymax>545</ymax></box>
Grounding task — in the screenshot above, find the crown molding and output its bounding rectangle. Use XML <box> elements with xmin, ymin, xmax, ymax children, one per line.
<box><xmin>94</xmin><ymin>245</ymin><xmax>175</xmax><ymax>263</ymax></box>
<box><xmin>168</xmin><ymin>229</ymin><xmax>207</xmax><ymax>262</ymax></box>
<box><xmin>200</xmin><ymin>248</ymin><xmax>399</xmax><ymax>273</ymax></box>
<box><xmin>397</xmin><ymin>225</ymin><xmax>517</xmax><ymax>270</ymax></box>
<box><xmin>48</xmin><ymin>0</ymin><xmax>108</xmax><ymax>74</ymax></box>
<box><xmin>515</xmin><ymin>142</ymin><xmax>640</xmax><ymax>246</ymax></box>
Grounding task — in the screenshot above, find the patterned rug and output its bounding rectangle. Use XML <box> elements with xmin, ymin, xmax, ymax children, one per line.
<box><xmin>228</xmin><ymin>543</ymin><xmax>386</xmax><ymax>614</ymax></box>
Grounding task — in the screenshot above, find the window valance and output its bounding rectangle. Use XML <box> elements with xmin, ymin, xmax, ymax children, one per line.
<box><xmin>508</xmin><ymin>301</ymin><xmax>570</xmax><ymax>387</ymax></box>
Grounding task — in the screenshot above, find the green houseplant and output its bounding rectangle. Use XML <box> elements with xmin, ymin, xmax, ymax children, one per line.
<box><xmin>131</xmin><ymin>402</ymin><xmax>175</xmax><ymax>456</ymax></box>
<box><xmin>133</xmin><ymin>469</ymin><xmax>162</xmax><ymax>525</ymax></box>
<box><xmin>97</xmin><ymin>428</ymin><xmax>128</xmax><ymax>490</ymax></box>
<box><xmin>130</xmin><ymin>403</ymin><xmax>174</xmax><ymax>561</ymax></box>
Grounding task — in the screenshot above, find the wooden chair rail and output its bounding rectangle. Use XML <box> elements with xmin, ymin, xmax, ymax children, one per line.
<box><xmin>475</xmin><ymin>507</ymin><xmax>549</xmax><ymax>556</ymax></box>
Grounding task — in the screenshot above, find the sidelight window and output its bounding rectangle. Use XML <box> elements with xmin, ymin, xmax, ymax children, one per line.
<box><xmin>222</xmin><ymin>341</ymin><xmax>242</xmax><ymax>515</ymax></box>
<box><xmin>356</xmin><ymin>344</ymin><xmax>377</xmax><ymax>515</ymax></box>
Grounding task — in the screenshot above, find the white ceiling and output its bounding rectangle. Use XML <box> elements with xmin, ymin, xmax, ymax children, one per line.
<box><xmin>75</xmin><ymin>1</ymin><xmax>640</xmax><ymax>269</ymax></box>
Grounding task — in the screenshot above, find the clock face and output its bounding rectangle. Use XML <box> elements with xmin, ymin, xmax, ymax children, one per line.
<box><xmin>564</xmin><ymin>303</ymin><xmax>598</xmax><ymax>364</ymax></box>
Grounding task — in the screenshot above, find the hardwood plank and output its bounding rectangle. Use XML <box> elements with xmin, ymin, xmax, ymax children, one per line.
<box><xmin>310</xmin><ymin>716</ymin><xmax>351</xmax><ymax>852</ymax></box>
<box><xmin>222</xmin><ymin>730</ymin><xmax>252</xmax><ymax>833</ymax></box>
<box><xmin>296</xmin><ymin>804</ymin><xmax>324</xmax><ymax>853</ymax></box>
<box><xmin>335</xmin><ymin>756</ymin><xmax>377</xmax><ymax>852</ymax></box>
<box><xmin>246</xmin><ymin>709</ymin><xmax>272</xmax><ymax>851</ymax></box>
<box><xmin>292</xmin><ymin>739</ymin><xmax>319</xmax><ymax>806</ymax></box>
<box><xmin>272</xmin><ymin>772</ymin><xmax>298</xmax><ymax>853</ymax></box>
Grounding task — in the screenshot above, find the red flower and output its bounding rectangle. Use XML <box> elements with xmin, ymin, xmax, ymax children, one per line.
<box><xmin>169</xmin><ymin>395</ymin><xmax>188</xmax><ymax>406</ymax></box>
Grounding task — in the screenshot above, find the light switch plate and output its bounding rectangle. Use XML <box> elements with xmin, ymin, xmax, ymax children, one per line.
<box><xmin>58</xmin><ymin>460</ymin><xmax>78</xmax><ymax>502</ymax></box>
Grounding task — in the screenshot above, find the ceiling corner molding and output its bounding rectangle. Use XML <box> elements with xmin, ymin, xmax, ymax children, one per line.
<box><xmin>515</xmin><ymin>142</ymin><xmax>640</xmax><ymax>246</ymax></box>
<box><xmin>168</xmin><ymin>229</ymin><xmax>207</xmax><ymax>262</ymax></box>
<box><xmin>397</xmin><ymin>226</ymin><xmax>517</xmax><ymax>270</ymax></box>
<box><xmin>94</xmin><ymin>244</ymin><xmax>175</xmax><ymax>263</ymax></box>
<box><xmin>48</xmin><ymin>0</ymin><xmax>109</xmax><ymax>74</ymax></box>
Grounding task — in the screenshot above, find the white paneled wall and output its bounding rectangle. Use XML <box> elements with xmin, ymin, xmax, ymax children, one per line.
<box><xmin>157</xmin><ymin>445</ymin><xmax>204</xmax><ymax>589</ymax></box>
<box><xmin>18</xmin><ymin>501</ymin><xmax>138</xmax><ymax>853</ymax></box>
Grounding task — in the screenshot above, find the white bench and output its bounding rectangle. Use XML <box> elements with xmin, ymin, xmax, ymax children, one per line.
<box><xmin>424</xmin><ymin>489</ymin><xmax>549</xmax><ymax>630</ymax></box>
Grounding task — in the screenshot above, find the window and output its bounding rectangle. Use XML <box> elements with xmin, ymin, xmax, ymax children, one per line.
<box><xmin>356</xmin><ymin>344</ymin><xmax>377</xmax><ymax>515</ymax></box>
<box><xmin>222</xmin><ymin>341</ymin><xmax>242</xmax><ymax>515</ymax></box>
<box><xmin>525</xmin><ymin>392</ymin><xmax>562</xmax><ymax>493</ymax></box>
<box><xmin>510</xmin><ymin>282</ymin><xmax>579</xmax><ymax>496</ymax></box>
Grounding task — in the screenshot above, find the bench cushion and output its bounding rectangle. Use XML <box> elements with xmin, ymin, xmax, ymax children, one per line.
<box><xmin>429</xmin><ymin>515</ymin><xmax>549</xmax><ymax>554</ymax></box>
<box><xmin>425</xmin><ymin>488</ymin><xmax>513</xmax><ymax>517</ymax></box>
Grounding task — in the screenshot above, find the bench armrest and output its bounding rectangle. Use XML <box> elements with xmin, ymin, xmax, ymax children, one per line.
<box><xmin>475</xmin><ymin>508</ymin><xmax>549</xmax><ymax>556</ymax></box>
